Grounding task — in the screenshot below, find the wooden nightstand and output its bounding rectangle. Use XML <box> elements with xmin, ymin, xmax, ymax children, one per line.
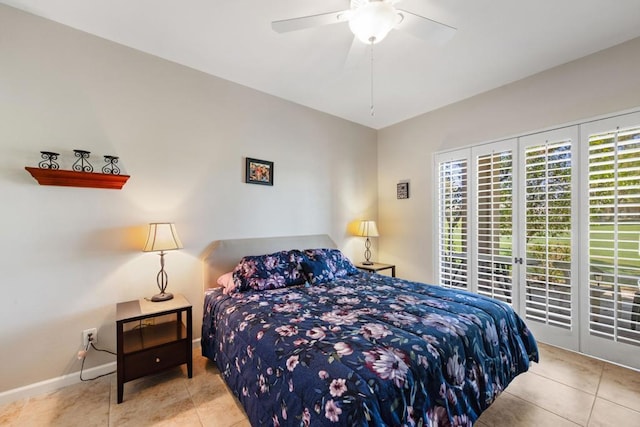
<box><xmin>116</xmin><ymin>294</ymin><xmax>192</xmax><ymax>403</ymax></box>
<box><xmin>356</xmin><ymin>262</ymin><xmax>396</xmax><ymax>277</ymax></box>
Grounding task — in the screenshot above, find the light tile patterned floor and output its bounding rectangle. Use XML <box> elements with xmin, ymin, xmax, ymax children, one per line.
<box><xmin>1</xmin><ymin>343</ymin><xmax>639</xmax><ymax>426</ymax></box>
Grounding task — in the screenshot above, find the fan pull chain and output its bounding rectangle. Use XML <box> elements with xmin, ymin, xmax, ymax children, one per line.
<box><xmin>370</xmin><ymin>39</ymin><xmax>375</xmax><ymax>117</ymax></box>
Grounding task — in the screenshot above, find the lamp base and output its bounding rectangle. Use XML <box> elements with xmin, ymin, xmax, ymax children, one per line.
<box><xmin>361</xmin><ymin>261</ymin><xmax>374</xmax><ymax>265</ymax></box>
<box><xmin>151</xmin><ymin>292</ymin><xmax>174</xmax><ymax>302</ymax></box>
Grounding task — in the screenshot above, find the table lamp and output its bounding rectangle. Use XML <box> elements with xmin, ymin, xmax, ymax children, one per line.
<box><xmin>357</xmin><ymin>220</ymin><xmax>379</xmax><ymax>265</ymax></box>
<box><xmin>143</xmin><ymin>223</ymin><xmax>183</xmax><ymax>302</ymax></box>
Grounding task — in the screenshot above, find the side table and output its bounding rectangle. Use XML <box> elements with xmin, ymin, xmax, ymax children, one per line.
<box><xmin>355</xmin><ymin>262</ymin><xmax>396</xmax><ymax>277</ymax></box>
<box><xmin>116</xmin><ymin>294</ymin><xmax>192</xmax><ymax>403</ymax></box>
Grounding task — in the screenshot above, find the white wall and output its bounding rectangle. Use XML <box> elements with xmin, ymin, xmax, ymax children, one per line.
<box><xmin>0</xmin><ymin>5</ymin><xmax>377</xmax><ymax>394</ymax></box>
<box><xmin>378</xmin><ymin>36</ymin><xmax>640</xmax><ymax>283</ymax></box>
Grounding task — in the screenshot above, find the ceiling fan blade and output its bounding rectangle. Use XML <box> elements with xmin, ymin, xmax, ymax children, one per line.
<box><xmin>272</xmin><ymin>10</ymin><xmax>350</xmax><ymax>33</ymax></box>
<box><xmin>395</xmin><ymin>9</ymin><xmax>456</xmax><ymax>45</ymax></box>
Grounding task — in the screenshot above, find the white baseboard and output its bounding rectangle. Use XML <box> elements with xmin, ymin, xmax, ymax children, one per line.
<box><xmin>0</xmin><ymin>362</ymin><xmax>117</xmax><ymax>406</ymax></box>
<box><xmin>0</xmin><ymin>338</ymin><xmax>201</xmax><ymax>406</ymax></box>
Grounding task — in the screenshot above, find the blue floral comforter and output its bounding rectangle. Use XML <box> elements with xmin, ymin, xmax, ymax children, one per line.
<box><xmin>202</xmin><ymin>273</ymin><xmax>538</xmax><ymax>426</ymax></box>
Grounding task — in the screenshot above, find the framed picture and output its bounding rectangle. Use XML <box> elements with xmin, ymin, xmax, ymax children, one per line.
<box><xmin>397</xmin><ymin>182</ymin><xmax>409</xmax><ymax>199</ymax></box>
<box><xmin>245</xmin><ymin>157</ymin><xmax>274</xmax><ymax>186</ymax></box>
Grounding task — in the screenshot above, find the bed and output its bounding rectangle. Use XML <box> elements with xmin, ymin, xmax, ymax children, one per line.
<box><xmin>201</xmin><ymin>235</ymin><xmax>538</xmax><ymax>426</ymax></box>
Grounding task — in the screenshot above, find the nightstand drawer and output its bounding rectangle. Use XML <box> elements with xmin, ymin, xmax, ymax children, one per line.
<box><xmin>123</xmin><ymin>341</ymin><xmax>187</xmax><ymax>381</ymax></box>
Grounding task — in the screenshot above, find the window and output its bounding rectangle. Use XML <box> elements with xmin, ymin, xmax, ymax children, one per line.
<box><xmin>523</xmin><ymin>139</ymin><xmax>573</xmax><ymax>329</ymax></box>
<box><xmin>588</xmin><ymin>125</ymin><xmax>640</xmax><ymax>346</ymax></box>
<box><xmin>476</xmin><ymin>149</ymin><xmax>514</xmax><ymax>305</ymax></box>
<box><xmin>437</xmin><ymin>156</ymin><xmax>468</xmax><ymax>290</ymax></box>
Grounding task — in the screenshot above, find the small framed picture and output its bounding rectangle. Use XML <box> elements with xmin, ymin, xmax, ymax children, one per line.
<box><xmin>245</xmin><ymin>157</ymin><xmax>274</xmax><ymax>186</ymax></box>
<box><xmin>397</xmin><ymin>182</ymin><xmax>409</xmax><ymax>199</ymax></box>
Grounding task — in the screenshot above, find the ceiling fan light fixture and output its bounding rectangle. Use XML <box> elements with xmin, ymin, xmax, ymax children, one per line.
<box><xmin>349</xmin><ymin>1</ymin><xmax>397</xmax><ymax>44</ymax></box>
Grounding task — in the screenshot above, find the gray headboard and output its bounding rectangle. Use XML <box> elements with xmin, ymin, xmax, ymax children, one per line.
<box><xmin>202</xmin><ymin>234</ymin><xmax>337</xmax><ymax>289</ymax></box>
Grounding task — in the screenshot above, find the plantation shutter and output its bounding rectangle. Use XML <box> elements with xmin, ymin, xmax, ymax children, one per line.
<box><xmin>437</xmin><ymin>156</ymin><xmax>468</xmax><ymax>290</ymax></box>
<box><xmin>523</xmin><ymin>140</ymin><xmax>573</xmax><ymax>329</ymax></box>
<box><xmin>588</xmin><ymin>125</ymin><xmax>640</xmax><ymax>347</ymax></box>
<box><xmin>434</xmin><ymin>112</ymin><xmax>640</xmax><ymax>368</ymax></box>
<box><xmin>475</xmin><ymin>149</ymin><xmax>514</xmax><ymax>305</ymax></box>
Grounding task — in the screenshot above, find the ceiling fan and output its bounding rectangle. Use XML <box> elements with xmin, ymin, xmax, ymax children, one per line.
<box><xmin>272</xmin><ymin>0</ymin><xmax>456</xmax><ymax>46</ymax></box>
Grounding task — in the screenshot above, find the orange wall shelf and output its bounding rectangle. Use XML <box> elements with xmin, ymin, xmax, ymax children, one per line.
<box><xmin>25</xmin><ymin>167</ymin><xmax>130</xmax><ymax>189</ymax></box>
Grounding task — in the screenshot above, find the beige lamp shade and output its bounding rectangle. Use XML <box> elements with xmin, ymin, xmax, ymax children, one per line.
<box><xmin>143</xmin><ymin>223</ymin><xmax>183</xmax><ymax>252</ymax></box>
<box><xmin>357</xmin><ymin>220</ymin><xmax>379</xmax><ymax>238</ymax></box>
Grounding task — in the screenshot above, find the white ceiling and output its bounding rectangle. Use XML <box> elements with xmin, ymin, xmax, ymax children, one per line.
<box><xmin>3</xmin><ymin>0</ymin><xmax>640</xmax><ymax>129</ymax></box>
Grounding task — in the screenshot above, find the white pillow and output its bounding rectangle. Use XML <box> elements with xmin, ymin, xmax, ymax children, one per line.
<box><xmin>217</xmin><ymin>272</ymin><xmax>236</xmax><ymax>295</ymax></box>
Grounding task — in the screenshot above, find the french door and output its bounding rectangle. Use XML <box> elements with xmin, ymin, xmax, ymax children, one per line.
<box><xmin>580</xmin><ymin>113</ymin><xmax>640</xmax><ymax>368</ymax></box>
<box><xmin>518</xmin><ymin>128</ymin><xmax>578</xmax><ymax>349</ymax></box>
<box><xmin>472</xmin><ymin>141</ymin><xmax>517</xmax><ymax>308</ymax></box>
<box><xmin>437</xmin><ymin>142</ymin><xmax>518</xmax><ymax>301</ymax></box>
<box><xmin>436</xmin><ymin>111</ymin><xmax>640</xmax><ymax>369</ymax></box>
<box><xmin>437</xmin><ymin>131</ymin><xmax>580</xmax><ymax>351</ymax></box>
<box><xmin>437</xmin><ymin>149</ymin><xmax>469</xmax><ymax>290</ymax></box>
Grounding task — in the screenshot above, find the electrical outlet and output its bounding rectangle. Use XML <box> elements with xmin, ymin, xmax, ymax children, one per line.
<box><xmin>82</xmin><ymin>328</ymin><xmax>98</xmax><ymax>347</ymax></box>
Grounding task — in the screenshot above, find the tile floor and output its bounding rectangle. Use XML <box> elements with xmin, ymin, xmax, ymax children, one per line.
<box><xmin>1</xmin><ymin>342</ymin><xmax>639</xmax><ymax>426</ymax></box>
